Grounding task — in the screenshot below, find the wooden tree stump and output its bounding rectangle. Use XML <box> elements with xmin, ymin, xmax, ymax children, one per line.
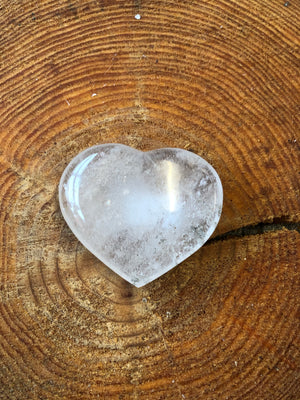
<box><xmin>0</xmin><ymin>1</ymin><xmax>299</xmax><ymax>399</ymax></box>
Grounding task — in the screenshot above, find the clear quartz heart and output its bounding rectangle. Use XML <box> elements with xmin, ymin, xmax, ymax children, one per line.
<box><xmin>59</xmin><ymin>144</ymin><xmax>223</xmax><ymax>287</ymax></box>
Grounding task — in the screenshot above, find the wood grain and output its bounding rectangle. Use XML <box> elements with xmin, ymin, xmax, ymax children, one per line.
<box><xmin>0</xmin><ymin>0</ymin><xmax>299</xmax><ymax>399</ymax></box>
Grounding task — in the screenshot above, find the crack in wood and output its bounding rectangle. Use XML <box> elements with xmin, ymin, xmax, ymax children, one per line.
<box><xmin>208</xmin><ymin>219</ymin><xmax>300</xmax><ymax>244</ymax></box>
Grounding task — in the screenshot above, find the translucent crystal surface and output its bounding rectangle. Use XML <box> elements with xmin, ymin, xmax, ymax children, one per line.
<box><xmin>59</xmin><ymin>144</ymin><xmax>223</xmax><ymax>287</ymax></box>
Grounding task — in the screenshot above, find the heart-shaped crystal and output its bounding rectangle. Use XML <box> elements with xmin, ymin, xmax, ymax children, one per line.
<box><xmin>59</xmin><ymin>144</ymin><xmax>223</xmax><ymax>287</ymax></box>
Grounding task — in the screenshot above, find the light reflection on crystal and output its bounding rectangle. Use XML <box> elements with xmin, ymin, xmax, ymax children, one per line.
<box><xmin>65</xmin><ymin>153</ymin><xmax>97</xmax><ymax>222</ymax></box>
<box><xmin>163</xmin><ymin>160</ymin><xmax>180</xmax><ymax>213</ymax></box>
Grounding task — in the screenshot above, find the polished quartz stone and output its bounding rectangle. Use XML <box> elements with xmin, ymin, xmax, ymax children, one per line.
<box><xmin>59</xmin><ymin>144</ymin><xmax>223</xmax><ymax>287</ymax></box>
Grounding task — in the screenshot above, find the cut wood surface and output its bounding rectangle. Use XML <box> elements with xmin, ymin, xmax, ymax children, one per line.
<box><xmin>0</xmin><ymin>0</ymin><xmax>299</xmax><ymax>399</ymax></box>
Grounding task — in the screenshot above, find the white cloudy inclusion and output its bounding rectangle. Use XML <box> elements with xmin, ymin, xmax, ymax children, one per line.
<box><xmin>59</xmin><ymin>144</ymin><xmax>223</xmax><ymax>287</ymax></box>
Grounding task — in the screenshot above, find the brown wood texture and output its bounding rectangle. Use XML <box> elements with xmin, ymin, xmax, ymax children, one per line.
<box><xmin>0</xmin><ymin>1</ymin><xmax>299</xmax><ymax>399</ymax></box>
